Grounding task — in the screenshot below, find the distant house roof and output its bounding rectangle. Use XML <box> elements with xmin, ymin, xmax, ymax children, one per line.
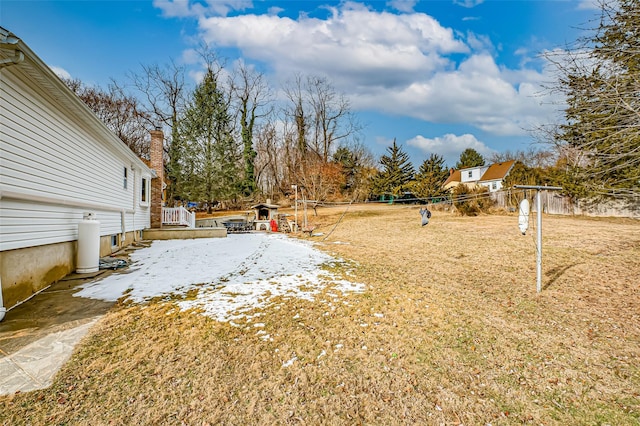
<box><xmin>443</xmin><ymin>169</ymin><xmax>461</xmax><ymax>188</ymax></box>
<box><xmin>479</xmin><ymin>160</ymin><xmax>516</xmax><ymax>182</ymax></box>
<box><xmin>442</xmin><ymin>160</ymin><xmax>516</xmax><ymax>190</ymax></box>
<box><xmin>251</xmin><ymin>203</ymin><xmax>279</xmax><ymax>210</ymax></box>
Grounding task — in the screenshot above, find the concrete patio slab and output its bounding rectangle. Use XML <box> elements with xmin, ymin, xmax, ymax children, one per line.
<box><xmin>0</xmin><ymin>271</ymin><xmax>117</xmax><ymax>396</ymax></box>
<box><xmin>0</xmin><ymin>320</ymin><xmax>97</xmax><ymax>395</ymax></box>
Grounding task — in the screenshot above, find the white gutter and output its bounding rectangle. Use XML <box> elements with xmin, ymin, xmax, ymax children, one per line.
<box><xmin>0</xmin><ymin>29</ymin><xmax>25</xmax><ymax>69</ymax></box>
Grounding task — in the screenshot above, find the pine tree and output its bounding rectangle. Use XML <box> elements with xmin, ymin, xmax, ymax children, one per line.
<box><xmin>455</xmin><ymin>148</ymin><xmax>485</xmax><ymax>169</ymax></box>
<box><xmin>371</xmin><ymin>139</ymin><xmax>415</xmax><ymax>197</ymax></box>
<box><xmin>411</xmin><ymin>154</ymin><xmax>449</xmax><ymax>200</ymax></box>
<box><xmin>179</xmin><ymin>69</ymin><xmax>241</xmax><ymax>211</ymax></box>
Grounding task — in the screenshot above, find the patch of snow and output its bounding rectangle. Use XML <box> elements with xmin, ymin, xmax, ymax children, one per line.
<box><xmin>74</xmin><ymin>233</ymin><xmax>364</xmax><ymax>322</ymax></box>
<box><xmin>282</xmin><ymin>356</ymin><xmax>297</xmax><ymax>368</ymax></box>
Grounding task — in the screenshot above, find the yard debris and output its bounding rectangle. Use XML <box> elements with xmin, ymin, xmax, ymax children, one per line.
<box><xmin>419</xmin><ymin>206</ymin><xmax>432</xmax><ymax>226</ymax></box>
<box><xmin>98</xmin><ymin>257</ymin><xmax>128</xmax><ymax>270</ymax></box>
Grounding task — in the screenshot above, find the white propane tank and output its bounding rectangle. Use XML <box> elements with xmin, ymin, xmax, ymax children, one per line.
<box><xmin>77</xmin><ymin>212</ymin><xmax>100</xmax><ymax>273</ymax></box>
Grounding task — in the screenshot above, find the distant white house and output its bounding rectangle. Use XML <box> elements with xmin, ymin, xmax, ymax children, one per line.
<box><xmin>0</xmin><ymin>27</ymin><xmax>154</xmax><ymax>314</ymax></box>
<box><xmin>443</xmin><ymin>160</ymin><xmax>516</xmax><ymax>193</ymax></box>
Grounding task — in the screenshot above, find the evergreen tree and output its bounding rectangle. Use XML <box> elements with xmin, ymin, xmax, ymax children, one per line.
<box><xmin>455</xmin><ymin>148</ymin><xmax>485</xmax><ymax>169</ymax></box>
<box><xmin>371</xmin><ymin>139</ymin><xmax>415</xmax><ymax>197</ymax></box>
<box><xmin>411</xmin><ymin>153</ymin><xmax>449</xmax><ymax>199</ymax></box>
<box><xmin>333</xmin><ymin>146</ymin><xmax>357</xmax><ymax>191</ymax></box>
<box><xmin>503</xmin><ymin>161</ymin><xmax>544</xmax><ymax>205</ymax></box>
<box><xmin>179</xmin><ymin>69</ymin><xmax>241</xmax><ymax>211</ymax></box>
<box><xmin>548</xmin><ymin>0</ymin><xmax>640</xmax><ymax>196</ymax></box>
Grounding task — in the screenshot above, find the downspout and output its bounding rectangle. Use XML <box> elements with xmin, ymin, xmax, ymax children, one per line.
<box><xmin>0</xmin><ymin>191</ymin><xmax>4</xmax><ymax>320</ymax></box>
<box><xmin>131</xmin><ymin>166</ymin><xmax>137</xmax><ymax>241</ymax></box>
<box><xmin>0</xmin><ymin>277</ymin><xmax>5</xmax><ymax>322</ymax></box>
<box><xmin>121</xmin><ymin>210</ymin><xmax>126</xmax><ymax>245</ymax></box>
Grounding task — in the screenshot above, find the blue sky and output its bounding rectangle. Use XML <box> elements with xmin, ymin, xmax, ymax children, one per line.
<box><xmin>2</xmin><ymin>0</ymin><xmax>598</xmax><ymax>167</ymax></box>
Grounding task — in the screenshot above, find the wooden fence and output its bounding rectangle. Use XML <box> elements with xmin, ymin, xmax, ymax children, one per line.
<box><xmin>491</xmin><ymin>190</ymin><xmax>639</xmax><ymax>218</ymax></box>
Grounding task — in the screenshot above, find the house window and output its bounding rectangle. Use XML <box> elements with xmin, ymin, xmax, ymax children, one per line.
<box><xmin>111</xmin><ymin>234</ymin><xmax>118</xmax><ymax>247</ymax></box>
<box><xmin>468</xmin><ymin>171</ymin><xmax>473</xmax><ymax>178</ymax></box>
<box><xmin>492</xmin><ymin>182</ymin><xmax>497</xmax><ymax>190</ymax></box>
<box><xmin>123</xmin><ymin>167</ymin><xmax>128</xmax><ymax>189</ymax></box>
<box><xmin>141</xmin><ymin>177</ymin><xmax>149</xmax><ymax>204</ymax></box>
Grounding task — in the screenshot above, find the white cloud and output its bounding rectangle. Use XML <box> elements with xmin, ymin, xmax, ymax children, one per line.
<box><xmin>153</xmin><ymin>0</ymin><xmax>252</xmax><ymax>18</ymax></box>
<box><xmin>576</xmin><ymin>0</ymin><xmax>600</xmax><ymax>10</ymax></box>
<box><xmin>267</xmin><ymin>6</ymin><xmax>284</xmax><ymax>16</ymax></box>
<box><xmin>454</xmin><ymin>0</ymin><xmax>485</xmax><ymax>8</ymax></box>
<box><xmin>181</xmin><ymin>48</ymin><xmax>200</xmax><ymax>64</ymax></box>
<box><xmin>352</xmin><ymin>53</ymin><xmax>554</xmax><ymax>136</ymax></box>
<box><xmin>50</xmin><ymin>66</ymin><xmax>72</xmax><ymax>80</ymax></box>
<box><xmin>407</xmin><ymin>133</ymin><xmax>495</xmax><ymax>165</ymax></box>
<box><xmin>197</xmin><ymin>5</ymin><xmax>468</xmax><ymax>89</ymax></box>
<box><xmin>160</xmin><ymin>2</ymin><xmax>562</xmax><ymax>141</ymax></box>
<box><xmin>387</xmin><ymin>0</ymin><xmax>418</xmax><ymax>13</ymax></box>
<box><xmin>465</xmin><ymin>31</ymin><xmax>494</xmax><ymax>52</ymax></box>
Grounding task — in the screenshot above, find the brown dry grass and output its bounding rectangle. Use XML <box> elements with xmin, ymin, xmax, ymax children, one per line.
<box><xmin>2</xmin><ymin>204</ymin><xmax>639</xmax><ymax>425</ymax></box>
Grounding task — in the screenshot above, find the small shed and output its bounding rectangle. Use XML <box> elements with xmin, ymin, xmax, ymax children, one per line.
<box><xmin>251</xmin><ymin>202</ymin><xmax>280</xmax><ymax>231</ymax></box>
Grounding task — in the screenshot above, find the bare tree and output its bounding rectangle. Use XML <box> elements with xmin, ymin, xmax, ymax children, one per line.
<box><xmin>282</xmin><ymin>73</ymin><xmax>309</xmax><ymax>155</ymax></box>
<box><xmin>254</xmin><ymin>122</ymin><xmax>281</xmax><ymax>197</ymax></box>
<box><xmin>278</xmin><ymin>74</ymin><xmax>363</xmax><ymax>202</ymax></box>
<box><xmin>488</xmin><ymin>148</ymin><xmax>555</xmax><ymax>169</ymax></box>
<box><xmin>232</xmin><ymin>62</ymin><xmax>273</xmax><ymax>197</ymax></box>
<box><xmin>306</xmin><ymin>75</ymin><xmax>361</xmax><ymax>163</ymax></box>
<box><xmin>129</xmin><ymin>61</ymin><xmax>189</xmax><ymax>203</ymax></box>
<box><xmin>64</xmin><ymin>78</ymin><xmax>151</xmax><ymax>159</ymax></box>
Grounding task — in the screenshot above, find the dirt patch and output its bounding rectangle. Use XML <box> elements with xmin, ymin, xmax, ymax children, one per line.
<box><xmin>1</xmin><ymin>205</ymin><xmax>638</xmax><ymax>425</ymax></box>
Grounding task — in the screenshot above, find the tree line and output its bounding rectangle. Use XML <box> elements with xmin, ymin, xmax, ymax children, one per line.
<box><xmin>64</xmin><ymin>1</ymin><xmax>639</xmax><ymax>210</ymax></box>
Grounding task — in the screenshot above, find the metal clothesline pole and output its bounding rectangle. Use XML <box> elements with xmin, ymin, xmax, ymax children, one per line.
<box><xmin>514</xmin><ymin>185</ymin><xmax>563</xmax><ymax>293</ymax></box>
<box><xmin>292</xmin><ymin>184</ymin><xmax>298</xmax><ymax>233</ymax></box>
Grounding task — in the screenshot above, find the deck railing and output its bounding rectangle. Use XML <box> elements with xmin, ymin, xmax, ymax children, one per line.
<box><xmin>162</xmin><ymin>206</ymin><xmax>195</xmax><ymax>228</ymax></box>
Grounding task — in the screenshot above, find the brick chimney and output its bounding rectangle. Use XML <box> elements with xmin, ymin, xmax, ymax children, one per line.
<box><xmin>150</xmin><ymin>127</ymin><xmax>164</xmax><ymax>229</ymax></box>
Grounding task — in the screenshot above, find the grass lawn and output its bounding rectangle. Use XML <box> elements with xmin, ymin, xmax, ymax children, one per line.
<box><xmin>1</xmin><ymin>204</ymin><xmax>639</xmax><ymax>425</ymax></box>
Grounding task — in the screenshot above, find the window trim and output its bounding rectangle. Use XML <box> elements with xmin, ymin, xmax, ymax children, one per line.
<box><xmin>140</xmin><ymin>176</ymin><xmax>150</xmax><ymax>206</ymax></box>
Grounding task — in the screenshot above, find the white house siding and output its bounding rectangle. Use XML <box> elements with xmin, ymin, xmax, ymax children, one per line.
<box><xmin>0</xmin><ymin>42</ymin><xmax>151</xmax><ymax>253</ymax></box>
<box><xmin>479</xmin><ymin>180</ymin><xmax>503</xmax><ymax>193</ymax></box>
<box><xmin>460</xmin><ymin>166</ymin><xmax>488</xmax><ymax>184</ymax></box>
